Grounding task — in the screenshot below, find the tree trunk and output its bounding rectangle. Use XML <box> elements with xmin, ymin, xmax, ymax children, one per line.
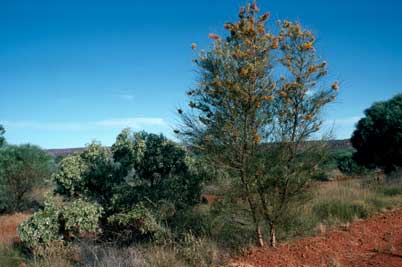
<box><xmin>257</xmin><ymin>224</ymin><xmax>264</xmax><ymax>247</ymax></box>
<box><xmin>270</xmin><ymin>222</ymin><xmax>276</xmax><ymax>248</ymax></box>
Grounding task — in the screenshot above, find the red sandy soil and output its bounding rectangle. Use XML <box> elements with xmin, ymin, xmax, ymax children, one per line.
<box><xmin>0</xmin><ymin>213</ymin><xmax>31</xmax><ymax>245</ymax></box>
<box><xmin>229</xmin><ymin>208</ymin><xmax>402</xmax><ymax>267</ymax></box>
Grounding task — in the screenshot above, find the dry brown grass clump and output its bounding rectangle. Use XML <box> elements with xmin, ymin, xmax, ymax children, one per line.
<box><xmin>0</xmin><ymin>213</ymin><xmax>31</xmax><ymax>245</ymax></box>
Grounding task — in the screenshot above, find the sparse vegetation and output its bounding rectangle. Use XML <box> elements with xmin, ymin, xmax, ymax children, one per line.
<box><xmin>0</xmin><ymin>1</ymin><xmax>401</xmax><ymax>267</ymax></box>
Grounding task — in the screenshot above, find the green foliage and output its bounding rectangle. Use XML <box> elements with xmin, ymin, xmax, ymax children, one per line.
<box><xmin>111</xmin><ymin>130</ymin><xmax>202</xmax><ymax>213</ymax></box>
<box><xmin>335</xmin><ymin>150</ymin><xmax>356</xmax><ymax>174</ymax></box>
<box><xmin>0</xmin><ymin>144</ymin><xmax>53</xmax><ymax>213</ymax></box>
<box><xmin>62</xmin><ymin>199</ymin><xmax>104</xmax><ymax>236</ymax></box>
<box><xmin>170</xmin><ymin>206</ymin><xmax>212</xmax><ymax>237</ymax></box>
<box><xmin>178</xmin><ymin>232</ymin><xmax>223</xmax><ymax>267</ymax></box>
<box><xmin>352</xmin><ymin>93</ymin><xmax>402</xmax><ymax>173</ymax></box>
<box><xmin>54</xmin><ymin>142</ymin><xmax>119</xmax><ymax>210</ymax></box>
<box><xmin>0</xmin><ymin>125</ymin><xmax>5</xmax><ymax>147</ymax></box>
<box><xmin>18</xmin><ymin>197</ymin><xmax>64</xmax><ymax>248</ymax></box>
<box><xmin>313</xmin><ymin>200</ymin><xmax>371</xmax><ymax>223</ymax></box>
<box><xmin>107</xmin><ymin>203</ymin><xmax>167</xmax><ymax>243</ymax></box>
<box><xmin>21</xmin><ymin>130</ymin><xmax>203</xmax><ymax>248</ymax></box>
<box><xmin>53</xmin><ymin>155</ymin><xmax>88</xmax><ymax>197</ymax></box>
<box><xmin>0</xmin><ymin>244</ymin><xmax>25</xmax><ymax>267</ymax></box>
<box><xmin>18</xmin><ymin>196</ymin><xmax>102</xmax><ymax>249</ymax></box>
<box><xmin>179</xmin><ymin>1</ymin><xmax>337</xmax><ymax>247</ymax></box>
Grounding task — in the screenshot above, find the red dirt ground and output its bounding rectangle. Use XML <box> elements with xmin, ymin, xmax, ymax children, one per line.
<box><xmin>0</xmin><ymin>213</ymin><xmax>31</xmax><ymax>245</ymax></box>
<box><xmin>229</xmin><ymin>208</ymin><xmax>402</xmax><ymax>267</ymax></box>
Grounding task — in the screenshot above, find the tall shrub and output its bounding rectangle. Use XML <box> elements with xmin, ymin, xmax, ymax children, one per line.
<box><xmin>179</xmin><ymin>1</ymin><xmax>337</xmax><ymax>247</ymax></box>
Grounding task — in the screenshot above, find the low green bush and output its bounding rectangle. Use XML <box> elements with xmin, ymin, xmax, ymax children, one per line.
<box><xmin>313</xmin><ymin>200</ymin><xmax>371</xmax><ymax>223</ymax></box>
<box><xmin>381</xmin><ymin>186</ymin><xmax>402</xmax><ymax>196</ymax></box>
<box><xmin>18</xmin><ymin>196</ymin><xmax>103</xmax><ymax>250</ymax></box>
<box><xmin>170</xmin><ymin>205</ymin><xmax>212</xmax><ymax>237</ymax></box>
<box><xmin>0</xmin><ymin>244</ymin><xmax>25</xmax><ymax>267</ymax></box>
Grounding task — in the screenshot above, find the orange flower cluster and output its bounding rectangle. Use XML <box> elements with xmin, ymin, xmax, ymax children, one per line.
<box><xmin>271</xmin><ymin>38</ymin><xmax>279</xmax><ymax>49</ymax></box>
<box><xmin>253</xmin><ymin>133</ymin><xmax>260</xmax><ymax>144</ymax></box>
<box><xmin>263</xmin><ymin>95</ymin><xmax>275</xmax><ymax>102</ymax></box>
<box><xmin>305</xmin><ymin>114</ymin><xmax>313</xmax><ymax>121</ymax></box>
<box><xmin>240</xmin><ymin>69</ymin><xmax>249</xmax><ymax>76</ymax></box>
<box><xmin>279</xmin><ymin>91</ymin><xmax>287</xmax><ymax>98</ymax></box>
<box><xmin>208</xmin><ymin>33</ymin><xmax>220</xmax><ymax>40</ymax></box>
<box><xmin>301</xmin><ymin>42</ymin><xmax>313</xmax><ymax>50</ymax></box>
<box><xmin>332</xmin><ymin>81</ymin><xmax>339</xmax><ymax>90</ymax></box>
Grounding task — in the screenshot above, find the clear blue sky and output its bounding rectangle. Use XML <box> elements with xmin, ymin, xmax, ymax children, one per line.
<box><xmin>1</xmin><ymin>0</ymin><xmax>401</xmax><ymax>148</ymax></box>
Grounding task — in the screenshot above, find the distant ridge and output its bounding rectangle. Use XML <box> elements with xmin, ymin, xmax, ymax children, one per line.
<box><xmin>46</xmin><ymin>139</ymin><xmax>353</xmax><ymax>157</ymax></box>
<box><xmin>47</xmin><ymin>147</ymin><xmax>87</xmax><ymax>157</ymax></box>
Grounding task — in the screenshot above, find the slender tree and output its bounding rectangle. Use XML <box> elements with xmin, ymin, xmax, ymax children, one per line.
<box><xmin>179</xmin><ymin>1</ymin><xmax>337</xmax><ymax>247</ymax></box>
<box><xmin>179</xmin><ymin>2</ymin><xmax>276</xmax><ymax>247</ymax></box>
<box><xmin>254</xmin><ymin>20</ymin><xmax>337</xmax><ymax>247</ymax></box>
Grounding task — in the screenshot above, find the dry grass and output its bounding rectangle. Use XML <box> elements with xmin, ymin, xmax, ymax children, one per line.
<box><xmin>0</xmin><ymin>213</ymin><xmax>31</xmax><ymax>245</ymax></box>
<box><xmin>313</xmin><ymin>179</ymin><xmax>374</xmax><ymax>205</ymax></box>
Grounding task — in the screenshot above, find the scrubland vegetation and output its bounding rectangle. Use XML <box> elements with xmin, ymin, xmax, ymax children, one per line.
<box><xmin>1</xmin><ymin>1</ymin><xmax>401</xmax><ymax>267</ymax></box>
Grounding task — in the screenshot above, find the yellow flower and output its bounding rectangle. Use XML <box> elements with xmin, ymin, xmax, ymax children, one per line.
<box><xmin>305</xmin><ymin>114</ymin><xmax>313</xmax><ymax>121</ymax></box>
<box><xmin>302</xmin><ymin>42</ymin><xmax>313</xmax><ymax>50</ymax></box>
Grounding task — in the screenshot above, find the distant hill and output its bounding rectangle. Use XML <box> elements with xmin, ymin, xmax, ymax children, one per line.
<box><xmin>46</xmin><ymin>139</ymin><xmax>353</xmax><ymax>157</ymax></box>
<box><xmin>47</xmin><ymin>147</ymin><xmax>87</xmax><ymax>157</ymax></box>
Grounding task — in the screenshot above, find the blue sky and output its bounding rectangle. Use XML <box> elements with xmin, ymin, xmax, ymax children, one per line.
<box><xmin>1</xmin><ymin>0</ymin><xmax>401</xmax><ymax>148</ymax></box>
